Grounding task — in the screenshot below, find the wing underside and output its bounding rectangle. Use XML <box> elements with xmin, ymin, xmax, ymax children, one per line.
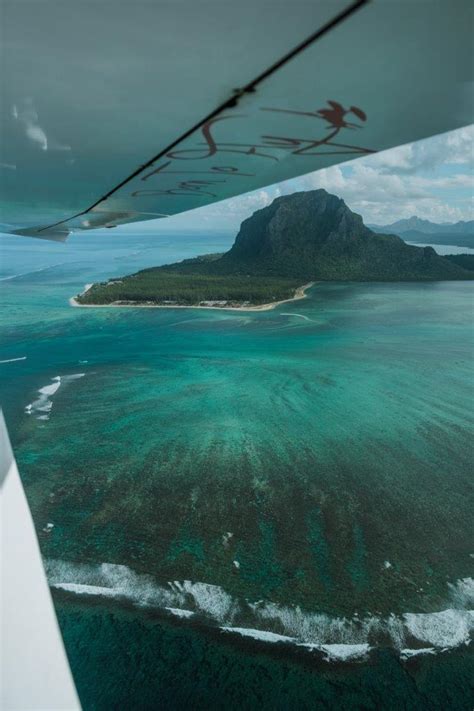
<box><xmin>1</xmin><ymin>0</ymin><xmax>472</xmax><ymax>239</ymax></box>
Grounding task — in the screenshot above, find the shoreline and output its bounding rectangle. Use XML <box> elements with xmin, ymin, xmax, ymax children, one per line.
<box><xmin>69</xmin><ymin>282</ymin><xmax>315</xmax><ymax>312</ymax></box>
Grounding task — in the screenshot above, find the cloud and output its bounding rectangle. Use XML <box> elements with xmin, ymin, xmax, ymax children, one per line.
<box><xmin>156</xmin><ymin>186</ymin><xmax>281</xmax><ymax>232</ymax></box>
<box><xmin>204</xmin><ymin>187</ymin><xmax>281</xmax><ymax>222</ymax></box>
<box><xmin>304</xmin><ymin>164</ymin><xmax>473</xmax><ymax>224</ymax></box>
<box><xmin>362</xmin><ymin>125</ymin><xmax>474</xmax><ymax>174</ymax></box>
<box><xmin>210</xmin><ymin>125</ymin><xmax>474</xmax><ymax>225</ymax></box>
<box><xmin>297</xmin><ymin>125</ymin><xmax>474</xmax><ymax>224</ymax></box>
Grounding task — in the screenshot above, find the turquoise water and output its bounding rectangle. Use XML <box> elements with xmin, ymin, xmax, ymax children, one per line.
<box><xmin>1</xmin><ymin>231</ymin><xmax>473</xmax><ymax>708</ymax></box>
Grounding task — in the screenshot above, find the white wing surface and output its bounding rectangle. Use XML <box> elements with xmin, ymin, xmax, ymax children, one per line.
<box><xmin>1</xmin><ymin>0</ymin><xmax>472</xmax><ymax>240</ymax></box>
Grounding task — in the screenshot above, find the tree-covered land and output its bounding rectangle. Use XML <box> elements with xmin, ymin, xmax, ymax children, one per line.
<box><xmin>75</xmin><ymin>191</ymin><xmax>474</xmax><ymax>307</ymax></box>
<box><xmin>77</xmin><ymin>269</ymin><xmax>302</xmax><ymax>307</ymax></box>
<box><xmin>444</xmin><ymin>254</ymin><xmax>474</xmax><ymax>271</ymax></box>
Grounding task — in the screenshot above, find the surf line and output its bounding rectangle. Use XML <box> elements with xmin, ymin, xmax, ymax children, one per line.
<box><xmin>280</xmin><ymin>313</ymin><xmax>313</xmax><ymax>322</ymax></box>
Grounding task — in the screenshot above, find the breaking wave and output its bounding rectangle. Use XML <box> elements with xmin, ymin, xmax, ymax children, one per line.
<box><xmin>25</xmin><ymin>373</ymin><xmax>85</xmax><ymax>420</ymax></box>
<box><xmin>46</xmin><ymin>559</ymin><xmax>473</xmax><ymax>663</ymax></box>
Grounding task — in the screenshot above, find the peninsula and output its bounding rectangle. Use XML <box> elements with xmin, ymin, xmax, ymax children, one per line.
<box><xmin>74</xmin><ymin>190</ymin><xmax>474</xmax><ymax>308</ymax></box>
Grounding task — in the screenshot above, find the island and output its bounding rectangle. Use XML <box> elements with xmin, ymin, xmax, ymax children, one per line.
<box><xmin>73</xmin><ymin>190</ymin><xmax>474</xmax><ymax>309</ymax></box>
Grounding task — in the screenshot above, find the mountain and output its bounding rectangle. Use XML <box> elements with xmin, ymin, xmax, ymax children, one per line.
<box><xmin>210</xmin><ymin>190</ymin><xmax>472</xmax><ymax>281</ymax></box>
<box><xmin>368</xmin><ymin>216</ymin><xmax>474</xmax><ymax>235</ymax></box>
<box><xmin>368</xmin><ymin>217</ymin><xmax>474</xmax><ymax>249</ymax></box>
<box><xmin>77</xmin><ymin>191</ymin><xmax>473</xmax><ymax>306</ymax></box>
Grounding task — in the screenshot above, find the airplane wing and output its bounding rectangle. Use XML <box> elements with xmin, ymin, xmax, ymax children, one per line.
<box><xmin>0</xmin><ymin>413</ymin><xmax>80</xmax><ymax>709</ymax></box>
<box><xmin>1</xmin><ymin>0</ymin><xmax>472</xmax><ymax>240</ymax></box>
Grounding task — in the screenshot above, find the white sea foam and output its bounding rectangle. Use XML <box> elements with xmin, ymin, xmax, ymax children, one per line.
<box><xmin>448</xmin><ymin>577</ymin><xmax>474</xmax><ymax>607</ymax></box>
<box><xmin>280</xmin><ymin>313</ymin><xmax>313</xmax><ymax>322</ymax></box>
<box><xmin>400</xmin><ymin>647</ymin><xmax>436</xmax><ymax>660</ymax></box>
<box><xmin>220</xmin><ymin>631</ymin><xmax>371</xmax><ymax>660</ymax></box>
<box><xmin>45</xmin><ymin>559</ymin><xmax>473</xmax><ymax>662</ymax></box>
<box><xmin>222</xmin><ymin>531</ymin><xmax>233</xmax><ymax>548</ymax></box>
<box><xmin>175</xmin><ymin>580</ymin><xmax>237</xmax><ymax>623</ymax></box>
<box><xmin>319</xmin><ymin>644</ymin><xmax>371</xmax><ymax>662</ymax></box>
<box><xmin>53</xmin><ymin>583</ymin><xmax>125</xmax><ymax>599</ymax></box>
<box><xmin>25</xmin><ymin>373</ymin><xmax>85</xmax><ymax>420</ymax></box>
<box><xmin>251</xmin><ymin>602</ymin><xmax>379</xmax><ymax>646</ymax></box>
<box><xmin>404</xmin><ymin>609</ymin><xmax>473</xmax><ymax>649</ymax></box>
<box><xmin>221</xmin><ymin>627</ymin><xmax>295</xmax><ymax>644</ymax></box>
<box><xmin>48</xmin><ymin>561</ymin><xmax>181</xmax><ymax>609</ymax></box>
<box><xmin>40</xmin><ymin>378</ymin><xmax>62</xmax><ymax>398</ymax></box>
<box><xmin>166</xmin><ymin>607</ymin><xmax>195</xmax><ymax>619</ymax></box>
<box><xmin>0</xmin><ymin>356</ymin><xmax>27</xmax><ymax>364</ymax></box>
<box><xmin>25</xmin><ymin>376</ymin><xmax>61</xmax><ymax>418</ymax></box>
<box><xmin>48</xmin><ymin>561</ymin><xmax>237</xmax><ymax>624</ymax></box>
<box><xmin>386</xmin><ymin>614</ymin><xmax>407</xmax><ymax>649</ymax></box>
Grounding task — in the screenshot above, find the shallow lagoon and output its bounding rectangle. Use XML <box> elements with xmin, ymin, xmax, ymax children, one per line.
<box><xmin>1</xmin><ymin>231</ymin><xmax>473</xmax><ymax>708</ymax></box>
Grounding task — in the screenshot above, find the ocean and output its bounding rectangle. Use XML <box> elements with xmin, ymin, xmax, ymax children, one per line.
<box><xmin>1</xmin><ymin>230</ymin><xmax>473</xmax><ymax>709</ymax></box>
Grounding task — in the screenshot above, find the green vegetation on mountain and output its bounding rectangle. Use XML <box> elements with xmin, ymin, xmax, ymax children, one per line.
<box><xmin>445</xmin><ymin>254</ymin><xmax>474</xmax><ymax>271</ymax></box>
<box><xmin>77</xmin><ymin>190</ymin><xmax>473</xmax><ymax>307</ymax></box>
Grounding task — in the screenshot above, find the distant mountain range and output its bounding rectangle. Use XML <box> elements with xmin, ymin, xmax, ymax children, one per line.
<box><xmin>368</xmin><ymin>217</ymin><xmax>474</xmax><ymax>249</ymax></box>
<box><xmin>78</xmin><ymin>191</ymin><xmax>474</xmax><ymax>307</ymax></box>
<box><xmin>368</xmin><ymin>216</ymin><xmax>474</xmax><ymax>235</ymax></box>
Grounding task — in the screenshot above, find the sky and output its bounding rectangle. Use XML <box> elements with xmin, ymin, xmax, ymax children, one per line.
<box><xmin>121</xmin><ymin>124</ymin><xmax>473</xmax><ymax>234</ymax></box>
